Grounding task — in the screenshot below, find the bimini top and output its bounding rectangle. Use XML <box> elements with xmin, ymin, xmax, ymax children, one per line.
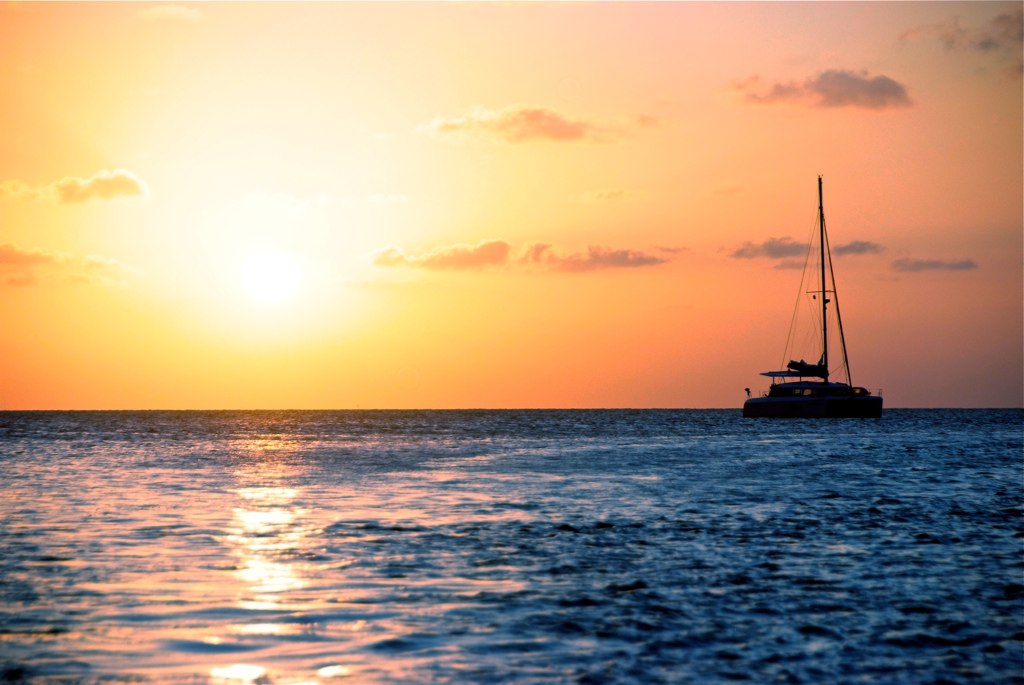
<box><xmin>760</xmin><ymin>359</ymin><xmax>828</xmax><ymax>379</ymax></box>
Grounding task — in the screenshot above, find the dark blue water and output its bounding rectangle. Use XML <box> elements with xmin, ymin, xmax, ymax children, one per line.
<box><xmin>1</xmin><ymin>410</ymin><xmax>1021</xmax><ymax>683</ymax></box>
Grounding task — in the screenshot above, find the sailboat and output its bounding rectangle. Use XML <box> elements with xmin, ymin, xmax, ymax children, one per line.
<box><xmin>743</xmin><ymin>177</ymin><xmax>883</xmax><ymax>418</ymax></box>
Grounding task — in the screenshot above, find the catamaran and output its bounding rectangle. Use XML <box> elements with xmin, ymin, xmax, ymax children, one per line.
<box><xmin>743</xmin><ymin>177</ymin><xmax>883</xmax><ymax>418</ymax></box>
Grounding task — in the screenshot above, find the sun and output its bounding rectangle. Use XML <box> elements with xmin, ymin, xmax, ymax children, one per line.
<box><xmin>239</xmin><ymin>250</ymin><xmax>303</xmax><ymax>305</ymax></box>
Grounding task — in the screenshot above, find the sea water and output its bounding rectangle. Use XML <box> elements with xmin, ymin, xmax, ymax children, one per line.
<box><xmin>0</xmin><ymin>409</ymin><xmax>1021</xmax><ymax>684</ymax></box>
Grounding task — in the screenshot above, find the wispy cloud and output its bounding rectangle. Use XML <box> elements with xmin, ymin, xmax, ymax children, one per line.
<box><xmin>426</xmin><ymin>105</ymin><xmax>655</xmax><ymax>143</ymax></box>
<box><xmin>53</xmin><ymin>170</ymin><xmax>149</xmax><ymax>203</ymax></box>
<box><xmin>0</xmin><ymin>244</ymin><xmax>136</xmax><ymax>287</ymax></box>
<box><xmin>137</xmin><ymin>5</ymin><xmax>204</xmax><ymax>23</ymax></box>
<box><xmin>892</xmin><ymin>257</ymin><xmax>978</xmax><ymax>272</ymax></box>
<box><xmin>735</xmin><ymin>237</ymin><xmax>884</xmax><ymax>266</ymax></box>
<box><xmin>373</xmin><ymin>240</ymin><xmax>511</xmax><ymax>270</ymax></box>
<box><xmin>833</xmin><ymin>240</ymin><xmax>884</xmax><ymax>256</ymax></box>
<box><xmin>0</xmin><ymin>244</ymin><xmax>62</xmax><ymax>267</ymax></box>
<box><xmin>731</xmin><ymin>237</ymin><xmax>806</xmax><ymax>259</ymax></box>
<box><xmin>372</xmin><ymin>240</ymin><xmax>668</xmax><ymax>273</ymax></box>
<box><xmin>427</xmin><ymin>106</ymin><xmax>598</xmax><ymax>143</ymax></box>
<box><xmin>521</xmin><ymin>243</ymin><xmax>667</xmax><ymax>272</ymax></box>
<box><xmin>739</xmin><ymin>69</ymin><xmax>912</xmax><ymax>110</ymax></box>
<box><xmin>900</xmin><ymin>7</ymin><xmax>1022</xmax><ymax>76</ymax></box>
<box><xmin>901</xmin><ymin>7</ymin><xmax>1023</xmax><ymax>53</ymax></box>
<box><xmin>0</xmin><ymin>180</ymin><xmax>45</xmax><ymax>201</ymax></box>
<box><xmin>1</xmin><ymin>170</ymin><xmax>149</xmax><ymax>204</ymax></box>
<box><xmin>986</xmin><ymin>8</ymin><xmax>1024</xmax><ymax>52</ymax></box>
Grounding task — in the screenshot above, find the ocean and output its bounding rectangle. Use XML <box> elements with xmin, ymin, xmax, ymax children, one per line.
<box><xmin>0</xmin><ymin>409</ymin><xmax>1021</xmax><ymax>684</ymax></box>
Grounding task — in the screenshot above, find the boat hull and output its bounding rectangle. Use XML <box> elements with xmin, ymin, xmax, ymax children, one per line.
<box><xmin>743</xmin><ymin>395</ymin><xmax>883</xmax><ymax>418</ymax></box>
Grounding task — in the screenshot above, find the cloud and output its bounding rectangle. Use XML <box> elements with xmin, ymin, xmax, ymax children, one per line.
<box><xmin>735</xmin><ymin>237</ymin><xmax>883</xmax><ymax>266</ymax></box>
<box><xmin>137</xmin><ymin>5</ymin><xmax>204</xmax><ymax>22</ymax></box>
<box><xmin>833</xmin><ymin>240</ymin><xmax>884</xmax><ymax>256</ymax></box>
<box><xmin>900</xmin><ymin>20</ymin><xmax>969</xmax><ymax>52</ymax></box>
<box><xmin>373</xmin><ymin>240</ymin><xmax>511</xmax><ymax>269</ymax></box>
<box><xmin>1</xmin><ymin>244</ymin><xmax>64</xmax><ymax>287</ymax></box>
<box><xmin>811</xmin><ymin>71</ymin><xmax>911</xmax><ymax>109</ymax></box>
<box><xmin>892</xmin><ymin>257</ymin><xmax>978</xmax><ymax>272</ymax></box>
<box><xmin>0</xmin><ymin>245</ymin><xmax>62</xmax><ymax>280</ymax></box>
<box><xmin>53</xmin><ymin>169</ymin><xmax>148</xmax><ymax>203</ymax></box>
<box><xmin>371</xmin><ymin>247</ymin><xmax>408</xmax><ymax>267</ymax></box>
<box><xmin>901</xmin><ymin>8</ymin><xmax>1023</xmax><ymax>53</ymax></box>
<box><xmin>0</xmin><ymin>244</ymin><xmax>63</xmax><ymax>267</ymax></box>
<box><xmin>427</xmin><ymin>106</ymin><xmax>598</xmax><ymax>143</ymax></box>
<box><xmin>521</xmin><ymin>243</ymin><xmax>667</xmax><ymax>272</ymax></box>
<box><xmin>425</xmin><ymin>106</ymin><xmax>660</xmax><ymax>143</ymax></box>
<box><xmin>985</xmin><ymin>8</ymin><xmax>1024</xmax><ymax>51</ymax></box>
<box><xmin>731</xmin><ymin>237</ymin><xmax>806</xmax><ymax>259</ymax></box>
<box><xmin>0</xmin><ymin>180</ymin><xmax>44</xmax><ymax>201</ymax></box>
<box><xmin>372</xmin><ymin>240</ymin><xmax>668</xmax><ymax>273</ymax></box>
<box><xmin>899</xmin><ymin>8</ymin><xmax>1023</xmax><ymax>76</ymax></box>
<box><xmin>0</xmin><ymin>243</ymin><xmax>135</xmax><ymax>287</ymax></box>
<box><xmin>2</xmin><ymin>170</ymin><xmax>149</xmax><ymax>204</ymax></box>
<box><xmin>741</xmin><ymin>69</ymin><xmax>911</xmax><ymax>110</ymax></box>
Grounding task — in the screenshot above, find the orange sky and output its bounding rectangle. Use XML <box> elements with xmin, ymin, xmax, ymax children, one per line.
<box><xmin>1</xmin><ymin>1</ymin><xmax>1021</xmax><ymax>409</ymax></box>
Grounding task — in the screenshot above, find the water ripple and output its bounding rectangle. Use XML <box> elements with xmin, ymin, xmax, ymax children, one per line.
<box><xmin>0</xmin><ymin>409</ymin><xmax>1021</xmax><ymax>683</ymax></box>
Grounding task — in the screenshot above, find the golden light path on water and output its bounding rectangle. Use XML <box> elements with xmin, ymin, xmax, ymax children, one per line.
<box><xmin>203</xmin><ymin>434</ymin><xmax>497</xmax><ymax>684</ymax></box>
<box><xmin>212</xmin><ymin>437</ymin><xmax>354</xmax><ymax>684</ymax></box>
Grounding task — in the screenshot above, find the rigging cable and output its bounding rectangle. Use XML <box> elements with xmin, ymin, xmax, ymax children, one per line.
<box><xmin>780</xmin><ymin>207</ymin><xmax>820</xmax><ymax>374</ymax></box>
<box><xmin>822</xmin><ymin>211</ymin><xmax>852</xmax><ymax>385</ymax></box>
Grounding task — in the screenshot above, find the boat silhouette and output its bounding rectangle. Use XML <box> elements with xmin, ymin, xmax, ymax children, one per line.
<box><xmin>743</xmin><ymin>177</ymin><xmax>883</xmax><ymax>418</ymax></box>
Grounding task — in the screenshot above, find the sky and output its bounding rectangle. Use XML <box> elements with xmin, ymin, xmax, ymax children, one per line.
<box><xmin>1</xmin><ymin>1</ymin><xmax>1021</xmax><ymax>410</ymax></box>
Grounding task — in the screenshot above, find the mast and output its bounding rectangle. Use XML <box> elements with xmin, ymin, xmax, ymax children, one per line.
<box><xmin>818</xmin><ymin>176</ymin><xmax>828</xmax><ymax>384</ymax></box>
<box><xmin>825</xmin><ymin>218</ymin><xmax>853</xmax><ymax>386</ymax></box>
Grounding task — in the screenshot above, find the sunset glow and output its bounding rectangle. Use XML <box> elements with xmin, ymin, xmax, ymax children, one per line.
<box><xmin>238</xmin><ymin>250</ymin><xmax>303</xmax><ymax>305</ymax></box>
<box><xmin>1</xmin><ymin>1</ymin><xmax>1020</xmax><ymax>409</ymax></box>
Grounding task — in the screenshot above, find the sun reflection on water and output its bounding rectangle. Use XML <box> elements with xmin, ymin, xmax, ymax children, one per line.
<box><xmin>209</xmin><ymin>434</ymin><xmax>480</xmax><ymax>683</ymax></box>
<box><xmin>230</xmin><ymin>488</ymin><xmax>310</xmax><ymax>607</ymax></box>
<box><xmin>213</xmin><ymin>437</ymin><xmax>325</xmax><ymax>680</ymax></box>
<box><xmin>226</xmin><ymin>435</ymin><xmax>314</xmax><ymax>607</ymax></box>
<box><xmin>210</xmin><ymin>663</ymin><xmax>267</xmax><ymax>683</ymax></box>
